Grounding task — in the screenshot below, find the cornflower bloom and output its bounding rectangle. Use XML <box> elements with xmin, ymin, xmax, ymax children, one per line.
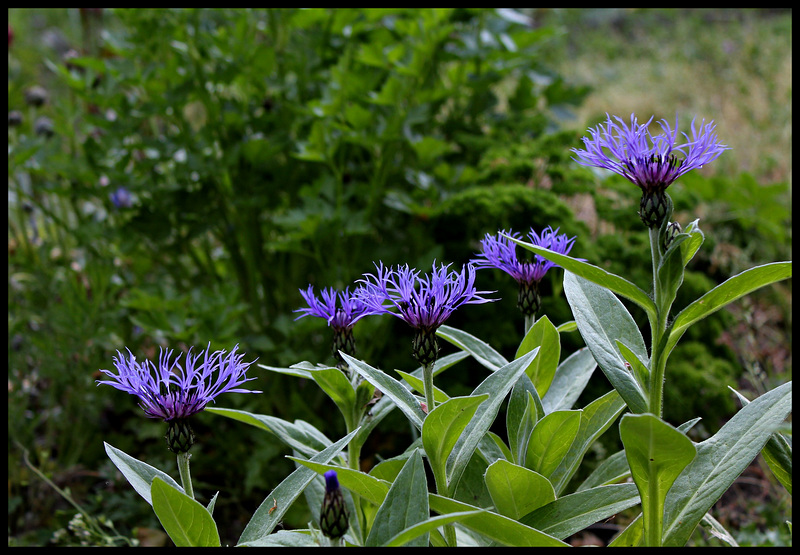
<box><xmin>294</xmin><ymin>285</ymin><xmax>377</xmax><ymax>367</ymax></box>
<box><xmin>473</xmin><ymin>227</ymin><xmax>577</xmax><ymax>319</ymax></box>
<box><xmin>98</xmin><ymin>344</ymin><xmax>259</xmax><ymax>453</ymax></box>
<box><xmin>320</xmin><ymin>470</ymin><xmax>349</xmax><ymax>543</ymax></box>
<box><xmin>571</xmin><ymin>113</ymin><xmax>729</xmax><ymax>228</ymax></box>
<box><xmin>358</xmin><ymin>262</ymin><xmax>494</xmax><ymax>367</ymax></box>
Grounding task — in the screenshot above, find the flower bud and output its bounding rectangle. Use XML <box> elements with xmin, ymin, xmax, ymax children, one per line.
<box><xmin>412</xmin><ymin>328</ymin><xmax>440</xmax><ymax>367</ymax></box>
<box><xmin>24</xmin><ymin>86</ymin><xmax>49</xmax><ymax>108</ymax></box>
<box><xmin>320</xmin><ymin>470</ymin><xmax>348</xmax><ymax>541</ymax></box>
<box><xmin>165</xmin><ymin>418</ymin><xmax>195</xmax><ymax>454</ymax></box>
<box><xmin>34</xmin><ymin>116</ymin><xmax>54</xmax><ymax>138</ymax></box>
<box><xmin>516</xmin><ymin>279</ymin><xmax>542</xmax><ymax>317</ymax></box>
<box><xmin>8</xmin><ymin>110</ymin><xmax>23</xmax><ymax>127</ymax></box>
<box><xmin>663</xmin><ymin>221</ymin><xmax>682</xmax><ymax>250</ymax></box>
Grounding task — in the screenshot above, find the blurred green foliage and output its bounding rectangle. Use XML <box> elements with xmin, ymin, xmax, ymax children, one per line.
<box><xmin>8</xmin><ymin>8</ymin><xmax>791</xmax><ymax>547</ymax></box>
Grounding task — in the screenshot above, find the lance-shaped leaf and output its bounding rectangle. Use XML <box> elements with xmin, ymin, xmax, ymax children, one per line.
<box><xmin>520</xmin><ymin>483</ymin><xmax>641</xmax><ymax>540</ymax></box>
<box><xmin>505</xmin><ymin>233</ymin><xmax>657</xmax><ymax>319</ymax></box>
<box><xmin>541</xmin><ymin>347</ymin><xmax>597</xmax><ymax>414</ymax></box>
<box><xmin>206</xmin><ymin>407</ymin><xmax>331</xmax><ymax>457</ymax></box>
<box><xmin>310</xmin><ymin>366</ymin><xmax>358</xmax><ymax>427</ymax></box>
<box><xmin>549</xmin><ymin>389</ymin><xmax>627</xmax><ymax>495</ymax></box>
<box><xmin>238</xmin><ymin>429</ymin><xmax>359</xmax><ymax>545</ymax></box>
<box><xmin>515</xmin><ymin>315</ymin><xmax>560</xmax><ymax>397</ymax></box>
<box><xmin>662</xmin><ymin>381</ymin><xmax>792</xmax><ymax>546</ymax></box>
<box><xmin>507</xmin><ymin>380</ymin><xmax>541</xmax><ymax>466</ymax></box>
<box><xmin>563</xmin><ymin>271</ymin><xmax>649</xmax><ymax>414</ymax></box>
<box><xmin>446</xmin><ymin>349</ymin><xmax>538</xmax><ymax>494</ymax></box>
<box><xmin>104</xmin><ymin>442</ymin><xmax>185</xmax><ymax>506</ymax></box>
<box><xmin>436</xmin><ymin>325</ymin><xmax>509</xmax><ymax>371</ymax></box>
<box><xmin>341</xmin><ymin>353</ymin><xmax>427</xmax><ymax>431</ymax></box>
<box><xmin>384</xmin><ymin>511</ymin><xmax>485</xmax><ymax>547</ymax></box>
<box><xmin>729</xmin><ymin>386</ymin><xmax>792</xmax><ymax>495</ymax></box>
<box><xmin>664</xmin><ymin>261</ymin><xmax>792</xmax><ymax>355</ymax></box>
<box><xmin>366</xmin><ymin>449</ymin><xmax>430</xmax><ymax>547</ymax></box>
<box><xmin>151</xmin><ymin>477</ymin><xmax>220</xmax><ymax>547</ymax></box>
<box><xmin>619</xmin><ymin>413</ymin><xmax>696</xmax><ymax>546</ymax></box>
<box><xmin>422</xmin><ymin>395</ymin><xmax>487</xmax><ymax>496</ymax></box>
<box><xmin>428</xmin><ymin>493</ymin><xmax>568</xmax><ymax>547</ymax></box>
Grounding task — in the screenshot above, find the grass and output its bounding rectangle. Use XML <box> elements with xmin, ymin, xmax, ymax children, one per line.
<box><xmin>539</xmin><ymin>8</ymin><xmax>792</xmax><ymax>186</ymax></box>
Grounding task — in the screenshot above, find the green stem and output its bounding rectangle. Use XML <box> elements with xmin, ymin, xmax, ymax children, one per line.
<box><xmin>647</xmin><ymin>227</ymin><xmax>667</xmax><ymax>418</ymax></box>
<box><xmin>523</xmin><ymin>314</ymin><xmax>535</xmax><ymax>336</ymax></box>
<box><xmin>645</xmin><ymin>468</ymin><xmax>663</xmax><ymax>546</ymax></box>
<box><xmin>176</xmin><ymin>452</ymin><xmax>194</xmax><ymax>500</ymax></box>
<box><xmin>422</xmin><ymin>362</ymin><xmax>436</xmax><ymax>414</ymax></box>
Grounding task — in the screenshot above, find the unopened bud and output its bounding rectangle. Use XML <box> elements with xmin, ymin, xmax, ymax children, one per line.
<box><xmin>320</xmin><ymin>470</ymin><xmax>349</xmax><ymax>541</ymax></box>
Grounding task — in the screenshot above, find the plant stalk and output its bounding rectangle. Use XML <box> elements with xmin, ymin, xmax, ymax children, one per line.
<box><xmin>176</xmin><ymin>452</ymin><xmax>194</xmax><ymax>500</ymax></box>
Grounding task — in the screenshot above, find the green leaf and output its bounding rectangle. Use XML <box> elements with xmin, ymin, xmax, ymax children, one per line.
<box><xmin>309</xmin><ymin>366</ymin><xmax>358</xmax><ymax>428</ymax></box>
<box><xmin>396</xmin><ymin>369</ymin><xmax>450</xmax><ymax>404</ymax></box>
<box><xmin>619</xmin><ymin>413</ymin><xmax>696</xmax><ymax>546</ymax></box>
<box><xmin>238</xmin><ymin>429</ymin><xmax>360</xmax><ymax>545</ymax></box>
<box><xmin>446</xmin><ymin>349</ymin><xmax>538</xmax><ymax>494</ymax></box>
<box><xmin>656</xmin><ymin>233</ymin><xmax>689</xmax><ymax>319</ymax></box>
<box><xmin>288</xmin><ymin>460</ymin><xmax>390</xmax><ymax>507</ymax></box>
<box><xmin>678</xmin><ymin>219</ymin><xmax>704</xmax><ymax>267</ymax></box>
<box><xmin>428</xmin><ymin>494</ymin><xmax>568</xmax><ymax>547</ymax></box>
<box><xmin>700</xmin><ymin>512</ymin><xmax>739</xmax><ymax>547</ymax></box>
<box><xmin>549</xmin><ymin>390</ymin><xmax>627</xmax><ymax>495</ymax></box>
<box><xmin>525</xmin><ymin>410</ymin><xmax>581</xmax><ymax>480</ymax></box>
<box><xmin>505</xmin><ymin>234</ymin><xmax>657</xmax><ymax>318</ymax></box>
<box><xmin>384</xmin><ymin>511</ymin><xmax>485</xmax><ymax>547</ymax></box>
<box><xmin>422</xmin><ymin>395</ymin><xmax>488</xmax><ymax>496</ymax></box>
<box><xmin>341</xmin><ymin>353</ymin><xmax>427</xmax><ymax>431</ymax></box>
<box><xmin>515</xmin><ymin>315</ymin><xmax>560</xmax><ymax>397</ymax></box>
<box><xmin>241</xmin><ymin>529</ymin><xmax>319</xmax><ymax>547</ymax></box>
<box><xmin>507</xmin><ymin>377</ymin><xmax>542</xmax><ymax>466</ymax></box>
<box><xmin>366</xmin><ymin>449</ymin><xmax>430</xmax><ymax>547</ymax></box>
<box><xmin>257</xmin><ymin>362</ymin><xmax>314</xmax><ymax>380</ymax></box>
<box><xmin>616</xmin><ymin>340</ymin><xmax>650</xmax><ymax>391</ymax></box>
<box><xmin>729</xmin><ymin>386</ymin><xmax>792</xmax><ymax>495</ymax></box>
<box><xmin>563</xmin><ymin>272</ymin><xmax>650</xmax><ymax>414</ymax></box>
<box><xmin>103</xmin><ymin>442</ymin><xmax>185</xmax><ymax>506</ymax></box>
<box><xmin>151</xmin><ymin>477</ymin><xmax>220</xmax><ymax>547</ymax></box>
<box><xmin>577</xmin><ymin>449</ymin><xmax>631</xmax><ymax>492</ymax></box>
<box><xmin>662</xmin><ymin>381</ymin><xmax>792</xmax><ymax>546</ymax></box>
<box><xmin>541</xmin><ymin>347</ymin><xmax>597</xmax><ymax>413</ymax></box>
<box><xmin>436</xmin><ymin>324</ymin><xmax>509</xmax><ymax>371</ymax></box>
<box><xmin>665</xmin><ymin>261</ymin><xmax>792</xmax><ymax>355</ymax></box>
<box><xmin>608</xmin><ymin>514</ymin><xmax>643</xmax><ymax>547</ymax></box>
<box><xmin>484</xmin><ymin>459</ymin><xmax>556</xmax><ymax>520</ymax></box>
<box><xmin>520</xmin><ymin>483</ymin><xmax>641</xmax><ymax>540</ymax></box>
<box><xmin>205</xmin><ymin>407</ymin><xmax>331</xmax><ymax>457</ymax></box>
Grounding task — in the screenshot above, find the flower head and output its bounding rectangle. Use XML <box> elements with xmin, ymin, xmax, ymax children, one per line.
<box><xmin>98</xmin><ymin>344</ymin><xmax>259</xmax><ymax>422</ymax></box>
<box><xmin>295</xmin><ymin>285</ymin><xmax>378</xmax><ymax>365</ymax></box>
<box><xmin>358</xmin><ymin>262</ymin><xmax>493</xmax><ymax>365</ymax></box>
<box><xmin>295</xmin><ymin>285</ymin><xmax>375</xmax><ymax>330</ymax></box>
<box><xmin>473</xmin><ymin>227</ymin><xmax>577</xmax><ymax>316</ymax></box>
<box><xmin>320</xmin><ymin>470</ymin><xmax>349</xmax><ymax>541</ymax></box>
<box><xmin>572</xmin><ymin>113</ymin><xmax>729</xmax><ymax>227</ymax></box>
<box><xmin>109</xmin><ymin>186</ymin><xmax>133</xmax><ymax>209</ymax></box>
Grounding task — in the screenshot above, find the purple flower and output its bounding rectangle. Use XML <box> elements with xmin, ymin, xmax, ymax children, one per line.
<box><xmin>295</xmin><ymin>286</ymin><xmax>378</xmax><ymax>364</ymax></box>
<box><xmin>571</xmin><ymin>113</ymin><xmax>729</xmax><ymax>227</ymax></box>
<box><xmin>109</xmin><ymin>186</ymin><xmax>133</xmax><ymax>209</ymax></box>
<box><xmin>473</xmin><ymin>227</ymin><xmax>577</xmax><ymax>317</ymax></box>
<box><xmin>358</xmin><ymin>262</ymin><xmax>493</xmax><ymax>365</ymax></box>
<box><xmin>98</xmin><ymin>344</ymin><xmax>259</xmax><ymax>422</ymax></box>
<box><xmin>295</xmin><ymin>285</ymin><xmax>375</xmax><ymax>329</ymax></box>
